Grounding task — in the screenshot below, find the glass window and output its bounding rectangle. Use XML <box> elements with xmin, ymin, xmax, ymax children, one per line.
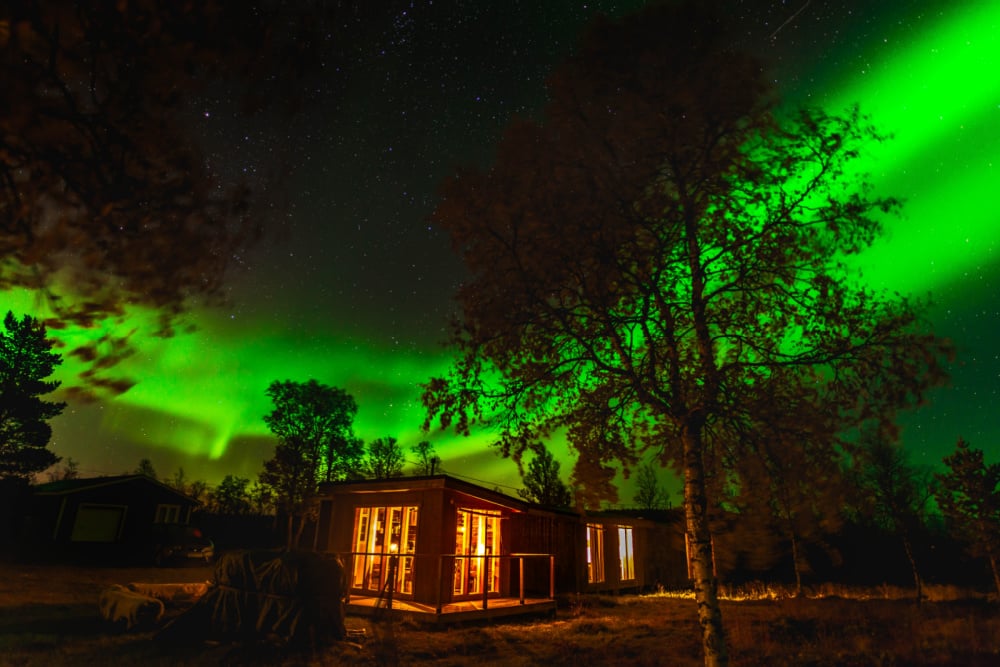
<box><xmin>350</xmin><ymin>505</ymin><xmax>419</xmax><ymax>594</ymax></box>
<box><xmin>587</xmin><ymin>523</ymin><xmax>605</xmax><ymax>583</ymax></box>
<box><xmin>154</xmin><ymin>504</ymin><xmax>180</xmax><ymax>524</ymax></box>
<box><xmin>453</xmin><ymin>508</ymin><xmax>501</xmax><ymax>596</ymax></box>
<box><xmin>351</xmin><ymin>508</ymin><xmax>370</xmax><ymax>588</ymax></box>
<box><xmin>618</xmin><ymin>526</ymin><xmax>635</xmax><ymax>581</ymax></box>
<box><xmin>70</xmin><ymin>505</ymin><xmax>125</xmax><ymax>542</ymax></box>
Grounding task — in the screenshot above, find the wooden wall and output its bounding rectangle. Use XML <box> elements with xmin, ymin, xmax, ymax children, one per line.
<box><xmin>315</xmin><ymin>478</ymin><xmax>690</xmax><ymax>605</ymax></box>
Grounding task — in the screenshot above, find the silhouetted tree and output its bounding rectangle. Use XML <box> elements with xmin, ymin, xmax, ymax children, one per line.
<box><xmin>261</xmin><ymin>444</ymin><xmax>310</xmax><ymax>547</ymax></box>
<box><xmin>0</xmin><ymin>311</ymin><xmax>65</xmax><ymax>482</ymax></box>
<box><xmin>721</xmin><ymin>382</ymin><xmax>847</xmax><ymax>595</ymax></box>
<box><xmin>214</xmin><ymin>475</ymin><xmax>252</xmax><ymax>515</ymax></box>
<box><xmin>365</xmin><ymin>437</ymin><xmax>405</xmax><ymax>480</ymax></box>
<box><xmin>726</xmin><ymin>444</ymin><xmax>846</xmax><ymax>595</ymax></box>
<box><xmin>633</xmin><ymin>462</ymin><xmax>671</xmax><ymax>511</ymax></box>
<box><xmin>422</xmin><ymin>5</ymin><xmax>950</xmax><ymax>664</ymax></box>
<box><xmin>571</xmin><ymin>451</ymin><xmax>620</xmax><ymax>511</ymax></box>
<box><xmin>411</xmin><ymin>440</ymin><xmax>440</xmax><ymax>475</ymax></box>
<box><xmin>853</xmin><ymin>434</ymin><xmax>935</xmax><ymax>602</ymax></box>
<box><xmin>249</xmin><ymin>479</ymin><xmax>275</xmax><ymax>516</ymax></box>
<box><xmin>935</xmin><ymin>438</ymin><xmax>1000</xmax><ymax>597</ymax></box>
<box><xmin>46</xmin><ymin>456</ymin><xmax>79</xmax><ymax>482</ymax></box>
<box><xmin>260</xmin><ymin>379</ymin><xmax>362</xmax><ymax>546</ymax></box>
<box><xmin>187</xmin><ymin>479</ymin><xmax>209</xmax><ymax>505</ymax></box>
<box><xmin>134</xmin><ymin>458</ymin><xmax>158</xmax><ymax>479</ymax></box>
<box><xmin>518</xmin><ymin>446</ymin><xmax>572</xmax><ymax>508</ymax></box>
<box><xmin>167</xmin><ymin>467</ymin><xmax>188</xmax><ymax>494</ymax></box>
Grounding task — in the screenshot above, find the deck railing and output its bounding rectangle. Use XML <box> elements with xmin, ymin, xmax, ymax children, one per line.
<box><xmin>344</xmin><ymin>551</ymin><xmax>555</xmax><ymax>612</ymax></box>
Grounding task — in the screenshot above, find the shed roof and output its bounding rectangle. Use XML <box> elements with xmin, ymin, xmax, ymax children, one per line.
<box><xmin>33</xmin><ymin>474</ymin><xmax>201</xmax><ymax>504</ymax></box>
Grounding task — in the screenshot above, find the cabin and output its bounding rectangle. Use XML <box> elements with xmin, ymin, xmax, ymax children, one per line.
<box><xmin>27</xmin><ymin>475</ymin><xmax>202</xmax><ymax>563</ymax></box>
<box><xmin>312</xmin><ymin>475</ymin><xmax>687</xmax><ymax>622</ymax></box>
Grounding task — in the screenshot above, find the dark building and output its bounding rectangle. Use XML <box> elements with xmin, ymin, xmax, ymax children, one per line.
<box><xmin>28</xmin><ymin>475</ymin><xmax>201</xmax><ymax>563</ymax></box>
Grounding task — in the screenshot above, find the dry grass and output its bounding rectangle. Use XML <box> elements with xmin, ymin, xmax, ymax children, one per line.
<box><xmin>1</xmin><ymin>562</ymin><xmax>998</xmax><ymax>666</ymax></box>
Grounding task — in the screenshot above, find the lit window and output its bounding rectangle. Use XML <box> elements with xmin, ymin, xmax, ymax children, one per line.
<box><xmin>586</xmin><ymin>523</ymin><xmax>605</xmax><ymax>583</ymax></box>
<box><xmin>453</xmin><ymin>508</ymin><xmax>501</xmax><ymax>596</ymax></box>
<box><xmin>351</xmin><ymin>505</ymin><xmax>419</xmax><ymax>595</ymax></box>
<box><xmin>618</xmin><ymin>526</ymin><xmax>634</xmax><ymax>581</ymax></box>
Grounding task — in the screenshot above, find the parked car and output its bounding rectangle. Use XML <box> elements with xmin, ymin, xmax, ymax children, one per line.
<box><xmin>151</xmin><ymin>524</ymin><xmax>215</xmax><ymax>566</ymax></box>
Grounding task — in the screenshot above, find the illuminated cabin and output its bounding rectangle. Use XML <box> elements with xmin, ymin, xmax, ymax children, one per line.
<box><xmin>312</xmin><ymin>475</ymin><xmax>686</xmax><ymax>622</ymax></box>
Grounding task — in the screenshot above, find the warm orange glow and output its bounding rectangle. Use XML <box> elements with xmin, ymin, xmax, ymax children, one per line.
<box><xmin>351</xmin><ymin>505</ymin><xmax>418</xmax><ymax>594</ymax></box>
<box><xmin>453</xmin><ymin>508</ymin><xmax>501</xmax><ymax>596</ymax></box>
<box><xmin>587</xmin><ymin>524</ymin><xmax>605</xmax><ymax>584</ymax></box>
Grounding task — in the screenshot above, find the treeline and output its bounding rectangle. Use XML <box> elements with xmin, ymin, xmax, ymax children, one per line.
<box><xmin>257</xmin><ymin>378</ymin><xmax>443</xmax><ymax>547</ymax></box>
<box><xmin>511</xmin><ymin>435</ymin><xmax>1000</xmax><ymax>599</ymax></box>
<box><xmin>70</xmin><ymin>378</ymin><xmax>446</xmax><ymax>548</ymax></box>
<box><xmin>614</xmin><ymin>436</ymin><xmax>1000</xmax><ymax>599</ymax></box>
<box><xmin>3</xmin><ymin>306</ymin><xmax>998</xmax><ymax>596</ymax></box>
<box><xmin>107</xmin><ymin>429</ymin><xmax>439</xmax><ymax>520</ymax></box>
<box><xmin>0</xmin><ymin>308</ymin><xmax>449</xmax><ymax>549</ymax></box>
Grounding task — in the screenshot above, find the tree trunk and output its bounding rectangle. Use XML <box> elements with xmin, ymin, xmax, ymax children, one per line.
<box><xmin>682</xmin><ymin>426</ymin><xmax>728</xmax><ymax>667</ymax></box>
<box><xmin>986</xmin><ymin>547</ymin><xmax>1000</xmax><ymax>600</ymax></box>
<box><xmin>293</xmin><ymin>511</ymin><xmax>309</xmax><ymax>548</ymax></box>
<box><xmin>900</xmin><ymin>533</ymin><xmax>923</xmax><ymax>604</ymax></box>
<box><xmin>789</xmin><ymin>528</ymin><xmax>803</xmax><ymax>598</ymax></box>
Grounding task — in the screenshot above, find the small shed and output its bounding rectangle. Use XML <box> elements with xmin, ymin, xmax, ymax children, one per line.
<box><xmin>29</xmin><ymin>475</ymin><xmax>201</xmax><ymax>562</ymax></box>
<box><xmin>312</xmin><ymin>475</ymin><xmax>687</xmax><ymax>622</ymax></box>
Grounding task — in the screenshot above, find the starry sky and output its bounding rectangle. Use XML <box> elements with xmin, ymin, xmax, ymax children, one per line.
<box><xmin>12</xmin><ymin>0</ymin><xmax>999</xmax><ymax>499</ymax></box>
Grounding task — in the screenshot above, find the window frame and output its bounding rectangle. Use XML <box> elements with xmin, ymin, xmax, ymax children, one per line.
<box><xmin>618</xmin><ymin>525</ymin><xmax>635</xmax><ymax>582</ymax></box>
<box><xmin>70</xmin><ymin>503</ymin><xmax>127</xmax><ymax>542</ymax></box>
<box><xmin>586</xmin><ymin>523</ymin><xmax>606</xmax><ymax>584</ymax></box>
<box><xmin>154</xmin><ymin>504</ymin><xmax>181</xmax><ymax>524</ymax></box>
<box><xmin>350</xmin><ymin>504</ymin><xmax>419</xmax><ymax>596</ymax></box>
<box><xmin>453</xmin><ymin>507</ymin><xmax>502</xmax><ymax>597</ymax></box>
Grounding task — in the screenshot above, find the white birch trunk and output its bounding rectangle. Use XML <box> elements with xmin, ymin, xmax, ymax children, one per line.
<box><xmin>682</xmin><ymin>427</ymin><xmax>728</xmax><ymax>667</ymax></box>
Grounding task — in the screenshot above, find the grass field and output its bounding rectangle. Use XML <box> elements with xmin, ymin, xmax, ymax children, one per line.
<box><xmin>1</xmin><ymin>561</ymin><xmax>998</xmax><ymax>666</ymax></box>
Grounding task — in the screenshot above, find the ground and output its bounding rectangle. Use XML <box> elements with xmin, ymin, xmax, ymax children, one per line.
<box><xmin>1</xmin><ymin>561</ymin><xmax>998</xmax><ymax>666</ymax></box>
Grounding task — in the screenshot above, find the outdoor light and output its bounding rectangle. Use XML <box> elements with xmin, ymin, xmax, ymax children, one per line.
<box><xmin>390</xmin><ymin>542</ymin><xmax>399</xmax><ymax>554</ymax></box>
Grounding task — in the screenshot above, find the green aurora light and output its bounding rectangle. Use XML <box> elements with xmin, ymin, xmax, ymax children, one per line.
<box><xmin>8</xmin><ymin>2</ymin><xmax>999</xmax><ymax>492</ymax></box>
<box><xmin>824</xmin><ymin>1</ymin><xmax>1000</xmax><ymax>295</ymax></box>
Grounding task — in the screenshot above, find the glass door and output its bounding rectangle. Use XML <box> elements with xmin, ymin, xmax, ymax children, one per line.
<box><xmin>351</xmin><ymin>505</ymin><xmax>419</xmax><ymax>595</ymax></box>
<box><xmin>453</xmin><ymin>508</ymin><xmax>501</xmax><ymax>597</ymax></box>
<box><xmin>399</xmin><ymin>506</ymin><xmax>419</xmax><ymax>594</ymax></box>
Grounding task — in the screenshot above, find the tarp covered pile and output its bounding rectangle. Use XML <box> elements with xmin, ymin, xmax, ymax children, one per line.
<box><xmin>157</xmin><ymin>549</ymin><xmax>347</xmax><ymax>646</ymax></box>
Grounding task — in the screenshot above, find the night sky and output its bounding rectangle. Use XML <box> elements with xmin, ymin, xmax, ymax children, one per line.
<box><xmin>13</xmin><ymin>0</ymin><xmax>999</xmax><ymax>499</ymax></box>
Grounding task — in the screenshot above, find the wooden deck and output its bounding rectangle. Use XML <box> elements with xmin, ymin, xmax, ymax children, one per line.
<box><xmin>346</xmin><ymin>594</ymin><xmax>557</xmax><ymax>625</ymax></box>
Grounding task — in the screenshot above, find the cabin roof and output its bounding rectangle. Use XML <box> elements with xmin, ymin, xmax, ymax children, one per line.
<box><xmin>318</xmin><ymin>473</ymin><xmax>540</xmax><ymax>510</ymax></box>
<box><xmin>317</xmin><ymin>474</ymin><xmax>675</xmax><ymax>525</ymax></box>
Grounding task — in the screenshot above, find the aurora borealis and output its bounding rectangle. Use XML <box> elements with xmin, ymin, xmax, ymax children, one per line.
<box><xmin>12</xmin><ymin>1</ymin><xmax>999</xmax><ymax>495</ymax></box>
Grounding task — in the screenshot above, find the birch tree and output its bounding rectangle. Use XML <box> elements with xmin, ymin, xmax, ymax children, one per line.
<box><xmin>422</xmin><ymin>4</ymin><xmax>949</xmax><ymax>665</ymax></box>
